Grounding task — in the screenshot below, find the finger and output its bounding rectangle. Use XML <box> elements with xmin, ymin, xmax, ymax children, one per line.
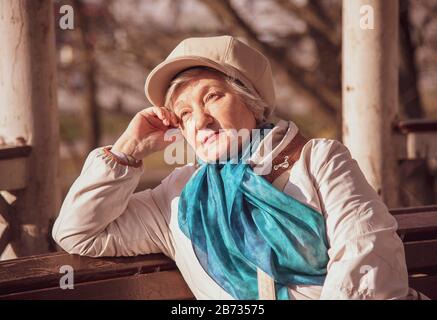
<box><xmin>165</xmin><ymin>109</ymin><xmax>178</xmax><ymax>127</ymax></box>
<box><xmin>137</xmin><ymin>107</ymin><xmax>155</xmax><ymax>118</ymax></box>
<box><xmin>138</xmin><ymin>107</ymin><xmax>162</xmax><ymax>121</ymax></box>
<box><xmin>162</xmin><ymin>108</ymin><xmax>173</xmax><ymax>126</ymax></box>
<box><xmin>170</xmin><ymin>111</ymin><xmax>179</xmax><ymax>127</ymax></box>
<box><xmin>159</xmin><ymin>107</ymin><xmax>175</xmax><ymax>127</ymax></box>
<box><xmin>169</xmin><ymin>110</ymin><xmax>181</xmax><ymax>126</ymax></box>
<box><xmin>153</xmin><ymin>106</ymin><xmax>164</xmax><ymax>120</ymax></box>
<box><xmin>150</xmin><ymin>107</ymin><xmax>170</xmax><ymax>126</ymax></box>
<box><xmin>137</xmin><ymin>107</ymin><xmax>167</xmax><ymax>130</ymax></box>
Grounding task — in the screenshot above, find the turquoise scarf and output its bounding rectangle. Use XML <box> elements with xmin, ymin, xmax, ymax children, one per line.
<box><xmin>178</xmin><ymin>127</ymin><xmax>329</xmax><ymax>299</ymax></box>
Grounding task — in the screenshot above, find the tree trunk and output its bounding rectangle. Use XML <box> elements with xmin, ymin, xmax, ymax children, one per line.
<box><xmin>74</xmin><ymin>0</ymin><xmax>101</xmax><ymax>152</ymax></box>
<box><xmin>399</xmin><ymin>0</ymin><xmax>424</xmax><ymax>119</ymax></box>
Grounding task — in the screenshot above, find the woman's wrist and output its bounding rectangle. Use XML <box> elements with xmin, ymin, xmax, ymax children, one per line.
<box><xmin>109</xmin><ymin>149</ymin><xmax>141</xmax><ymax>166</ymax></box>
<box><xmin>112</xmin><ymin>135</ymin><xmax>147</xmax><ymax>160</ymax></box>
<box><xmin>102</xmin><ymin>147</ymin><xmax>143</xmax><ymax>168</ymax></box>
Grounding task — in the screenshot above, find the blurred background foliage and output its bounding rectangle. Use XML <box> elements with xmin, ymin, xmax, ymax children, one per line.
<box><xmin>53</xmin><ymin>0</ymin><xmax>437</xmax><ymax>199</ymax></box>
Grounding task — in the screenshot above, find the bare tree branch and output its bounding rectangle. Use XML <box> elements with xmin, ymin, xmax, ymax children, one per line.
<box><xmin>275</xmin><ymin>0</ymin><xmax>339</xmax><ymax>48</ymax></box>
<box><xmin>73</xmin><ymin>0</ymin><xmax>102</xmax><ymax>151</ymax></box>
<box><xmin>274</xmin><ymin>0</ymin><xmax>341</xmax><ymax>95</ymax></box>
<box><xmin>199</xmin><ymin>0</ymin><xmax>339</xmax><ymax>116</ymax></box>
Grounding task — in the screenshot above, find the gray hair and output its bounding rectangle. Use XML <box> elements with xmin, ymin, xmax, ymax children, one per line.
<box><xmin>163</xmin><ymin>66</ymin><xmax>268</xmax><ymax>125</ymax></box>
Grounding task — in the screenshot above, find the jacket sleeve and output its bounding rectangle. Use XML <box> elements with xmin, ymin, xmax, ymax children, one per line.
<box><xmin>312</xmin><ymin>139</ymin><xmax>409</xmax><ymax>300</ymax></box>
<box><xmin>52</xmin><ymin>146</ymin><xmax>175</xmax><ymax>259</ymax></box>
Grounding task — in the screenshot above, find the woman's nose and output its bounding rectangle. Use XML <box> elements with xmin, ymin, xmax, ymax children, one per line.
<box><xmin>193</xmin><ymin>109</ymin><xmax>213</xmax><ymax>130</ymax></box>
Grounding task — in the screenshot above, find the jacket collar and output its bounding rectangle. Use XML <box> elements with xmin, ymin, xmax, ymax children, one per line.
<box><xmin>248</xmin><ymin>120</ymin><xmax>299</xmax><ymax>175</ymax></box>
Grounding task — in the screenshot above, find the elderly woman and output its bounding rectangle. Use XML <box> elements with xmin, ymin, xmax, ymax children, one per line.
<box><xmin>52</xmin><ymin>35</ymin><xmax>419</xmax><ymax>300</ymax></box>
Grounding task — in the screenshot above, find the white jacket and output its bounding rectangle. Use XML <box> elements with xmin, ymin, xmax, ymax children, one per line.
<box><xmin>52</xmin><ymin>120</ymin><xmax>416</xmax><ymax>300</ymax></box>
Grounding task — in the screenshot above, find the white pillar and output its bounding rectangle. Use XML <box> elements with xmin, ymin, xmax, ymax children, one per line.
<box><xmin>0</xmin><ymin>1</ymin><xmax>60</xmax><ymax>257</ymax></box>
<box><xmin>343</xmin><ymin>0</ymin><xmax>400</xmax><ymax>207</ymax></box>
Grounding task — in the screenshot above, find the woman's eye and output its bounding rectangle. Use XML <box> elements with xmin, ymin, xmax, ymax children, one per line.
<box><xmin>205</xmin><ymin>92</ymin><xmax>219</xmax><ymax>103</ymax></box>
<box><xmin>180</xmin><ymin>111</ymin><xmax>190</xmax><ymax>120</ymax></box>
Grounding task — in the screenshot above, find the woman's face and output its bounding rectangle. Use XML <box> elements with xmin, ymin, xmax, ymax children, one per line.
<box><xmin>171</xmin><ymin>69</ymin><xmax>256</xmax><ymax>162</ymax></box>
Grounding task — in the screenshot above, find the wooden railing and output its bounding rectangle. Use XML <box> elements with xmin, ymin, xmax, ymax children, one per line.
<box><xmin>0</xmin><ymin>144</ymin><xmax>32</xmax><ymax>190</ymax></box>
<box><xmin>391</xmin><ymin>205</ymin><xmax>437</xmax><ymax>299</ymax></box>
<box><xmin>395</xmin><ymin>119</ymin><xmax>437</xmax><ymax>134</ymax></box>
<box><xmin>0</xmin><ymin>144</ymin><xmax>33</xmax><ymax>258</ymax></box>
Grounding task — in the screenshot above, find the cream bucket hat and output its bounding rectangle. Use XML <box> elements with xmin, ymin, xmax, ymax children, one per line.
<box><xmin>144</xmin><ymin>35</ymin><xmax>276</xmax><ymax>118</ymax></box>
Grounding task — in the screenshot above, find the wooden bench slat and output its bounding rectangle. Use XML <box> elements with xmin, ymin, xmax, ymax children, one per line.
<box><xmin>0</xmin><ymin>252</ymin><xmax>176</xmax><ymax>295</ymax></box>
<box><xmin>409</xmin><ymin>274</ymin><xmax>437</xmax><ymax>300</ymax></box>
<box><xmin>395</xmin><ymin>211</ymin><xmax>437</xmax><ymax>234</ymax></box>
<box><xmin>390</xmin><ymin>205</ymin><xmax>437</xmax><ymax>215</ymax></box>
<box><xmin>404</xmin><ymin>240</ymin><xmax>437</xmax><ymax>271</ymax></box>
<box><xmin>0</xmin><ymin>270</ymin><xmax>194</xmax><ymax>300</ymax></box>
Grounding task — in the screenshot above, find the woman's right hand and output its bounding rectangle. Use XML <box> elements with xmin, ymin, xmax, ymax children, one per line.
<box><xmin>111</xmin><ymin>106</ymin><xmax>180</xmax><ymax>160</ymax></box>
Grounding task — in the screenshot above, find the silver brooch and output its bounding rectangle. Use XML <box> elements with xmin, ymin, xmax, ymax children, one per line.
<box><xmin>273</xmin><ymin>156</ymin><xmax>289</xmax><ymax>171</ymax></box>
